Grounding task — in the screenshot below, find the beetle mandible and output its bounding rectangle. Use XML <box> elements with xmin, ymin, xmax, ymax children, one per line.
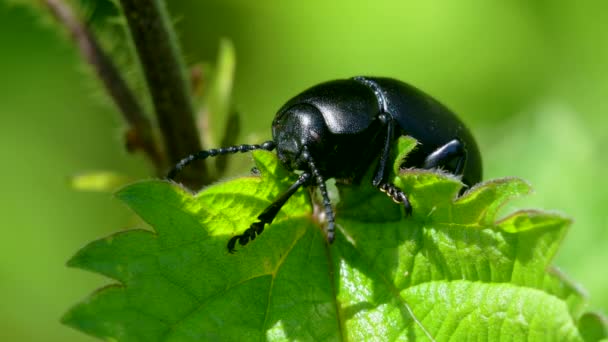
<box><xmin>168</xmin><ymin>76</ymin><xmax>482</xmax><ymax>253</ymax></box>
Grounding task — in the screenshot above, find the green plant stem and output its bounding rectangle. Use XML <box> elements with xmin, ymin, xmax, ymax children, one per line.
<box><xmin>44</xmin><ymin>0</ymin><xmax>164</xmax><ymax>171</ymax></box>
<box><xmin>119</xmin><ymin>0</ymin><xmax>208</xmax><ymax>188</ymax></box>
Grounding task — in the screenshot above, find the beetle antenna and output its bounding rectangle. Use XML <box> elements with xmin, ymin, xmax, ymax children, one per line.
<box><xmin>167</xmin><ymin>141</ymin><xmax>276</xmax><ymax>180</ymax></box>
<box><xmin>303</xmin><ymin>148</ymin><xmax>336</xmax><ymax>243</ymax></box>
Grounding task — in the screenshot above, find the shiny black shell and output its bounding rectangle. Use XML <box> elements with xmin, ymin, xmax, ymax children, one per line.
<box><xmin>273</xmin><ymin>77</ymin><xmax>482</xmax><ymax>187</ymax></box>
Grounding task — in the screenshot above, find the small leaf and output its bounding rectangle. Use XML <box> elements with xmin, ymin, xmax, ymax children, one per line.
<box><xmin>70</xmin><ymin>171</ymin><xmax>133</xmax><ymax>192</ymax></box>
<box><xmin>544</xmin><ymin>266</ymin><xmax>589</xmax><ymax>318</ymax></box>
<box><xmin>205</xmin><ymin>38</ymin><xmax>236</xmax><ymax>147</ymax></box>
<box><xmin>454</xmin><ymin>177</ymin><xmax>532</xmax><ymax>225</ymax></box>
<box><xmin>65</xmin><ymin>141</ymin><xmax>595</xmax><ymax>341</ymax></box>
<box><xmin>578</xmin><ymin>312</ymin><xmax>608</xmax><ymax>342</ymax></box>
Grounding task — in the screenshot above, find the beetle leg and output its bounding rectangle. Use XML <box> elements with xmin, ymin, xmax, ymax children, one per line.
<box><xmin>422</xmin><ymin>139</ymin><xmax>466</xmax><ymax>175</ymax></box>
<box><xmin>372</xmin><ymin>114</ymin><xmax>413</xmax><ymax>215</ymax></box>
<box><xmin>371</xmin><ymin>113</ymin><xmax>394</xmax><ymax>187</ymax></box>
<box><xmin>227</xmin><ymin>171</ymin><xmax>311</xmax><ymax>253</ymax></box>
<box><xmin>303</xmin><ymin>149</ymin><xmax>336</xmax><ymax>244</ymax></box>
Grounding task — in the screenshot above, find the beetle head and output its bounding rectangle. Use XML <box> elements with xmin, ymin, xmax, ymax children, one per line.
<box><xmin>272</xmin><ymin>103</ymin><xmax>328</xmax><ymax>171</ymax></box>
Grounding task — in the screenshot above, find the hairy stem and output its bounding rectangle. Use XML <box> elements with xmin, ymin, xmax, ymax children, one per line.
<box><xmin>44</xmin><ymin>0</ymin><xmax>164</xmax><ymax>171</ymax></box>
<box><xmin>119</xmin><ymin>0</ymin><xmax>208</xmax><ymax>187</ymax></box>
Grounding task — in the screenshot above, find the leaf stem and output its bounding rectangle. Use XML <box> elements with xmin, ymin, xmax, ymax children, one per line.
<box><xmin>119</xmin><ymin>0</ymin><xmax>208</xmax><ymax>187</ymax></box>
<box><xmin>44</xmin><ymin>0</ymin><xmax>164</xmax><ymax>171</ymax></box>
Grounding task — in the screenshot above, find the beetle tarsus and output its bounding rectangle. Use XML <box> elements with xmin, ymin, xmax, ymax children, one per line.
<box><xmin>226</xmin><ymin>172</ymin><xmax>311</xmax><ymax>253</ymax></box>
<box><xmin>227</xmin><ymin>235</ymin><xmax>239</xmax><ymax>253</ymax></box>
<box><xmin>227</xmin><ymin>221</ymin><xmax>266</xmax><ymax>253</ymax></box>
<box><xmin>380</xmin><ymin>183</ymin><xmax>412</xmax><ymax>216</ymax></box>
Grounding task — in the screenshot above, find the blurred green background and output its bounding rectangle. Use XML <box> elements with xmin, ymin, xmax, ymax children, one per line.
<box><xmin>1</xmin><ymin>1</ymin><xmax>607</xmax><ymax>340</ymax></box>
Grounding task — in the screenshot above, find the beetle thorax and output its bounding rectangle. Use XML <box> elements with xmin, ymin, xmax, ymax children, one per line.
<box><xmin>272</xmin><ymin>103</ymin><xmax>329</xmax><ymax>171</ymax></box>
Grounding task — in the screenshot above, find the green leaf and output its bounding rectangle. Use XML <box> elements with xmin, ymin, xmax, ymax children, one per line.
<box><xmin>578</xmin><ymin>312</ymin><xmax>608</xmax><ymax>342</ymax></box>
<box><xmin>207</xmin><ymin>38</ymin><xmax>236</xmax><ymax>126</ymax></box>
<box><xmin>65</xmin><ymin>138</ymin><xmax>604</xmax><ymax>341</ymax></box>
<box><xmin>202</xmin><ymin>38</ymin><xmax>237</xmax><ymax>148</ymax></box>
<box><xmin>70</xmin><ymin>170</ymin><xmax>133</xmax><ymax>192</ymax></box>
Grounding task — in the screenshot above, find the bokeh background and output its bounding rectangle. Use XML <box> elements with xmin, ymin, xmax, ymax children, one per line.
<box><xmin>1</xmin><ymin>1</ymin><xmax>607</xmax><ymax>340</ymax></box>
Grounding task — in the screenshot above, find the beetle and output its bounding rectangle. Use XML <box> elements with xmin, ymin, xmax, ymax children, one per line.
<box><xmin>168</xmin><ymin>76</ymin><xmax>482</xmax><ymax>253</ymax></box>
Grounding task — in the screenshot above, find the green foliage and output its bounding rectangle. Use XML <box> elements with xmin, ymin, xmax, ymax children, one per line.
<box><xmin>205</xmin><ymin>38</ymin><xmax>236</xmax><ymax>141</ymax></box>
<box><xmin>64</xmin><ymin>137</ymin><xmax>606</xmax><ymax>341</ymax></box>
<box><xmin>70</xmin><ymin>171</ymin><xmax>133</xmax><ymax>192</ymax></box>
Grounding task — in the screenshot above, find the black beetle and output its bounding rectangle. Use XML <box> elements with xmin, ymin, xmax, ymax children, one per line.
<box><xmin>168</xmin><ymin>76</ymin><xmax>482</xmax><ymax>252</ymax></box>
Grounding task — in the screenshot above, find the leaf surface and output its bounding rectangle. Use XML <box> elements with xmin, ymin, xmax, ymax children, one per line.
<box><xmin>64</xmin><ymin>137</ymin><xmax>605</xmax><ymax>341</ymax></box>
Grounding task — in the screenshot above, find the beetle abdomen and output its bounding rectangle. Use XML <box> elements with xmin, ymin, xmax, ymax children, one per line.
<box><xmin>358</xmin><ymin>77</ymin><xmax>482</xmax><ymax>185</ymax></box>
